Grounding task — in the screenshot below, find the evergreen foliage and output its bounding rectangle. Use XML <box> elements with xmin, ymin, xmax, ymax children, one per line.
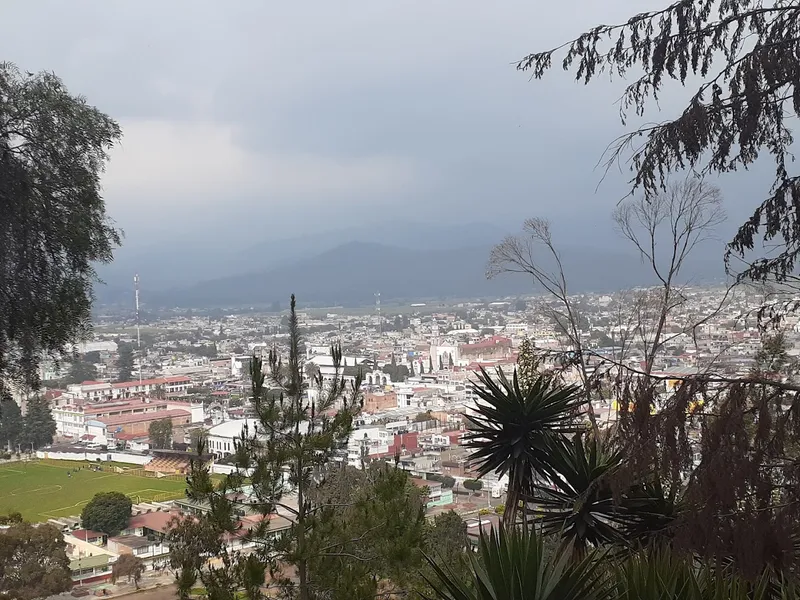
<box><xmin>0</xmin><ymin>519</ymin><xmax>72</xmax><ymax>600</ymax></box>
<box><xmin>520</xmin><ymin>2</ymin><xmax>800</xmax><ymax>284</ymax></box>
<box><xmin>0</xmin><ymin>63</ymin><xmax>121</xmax><ymax>389</ymax></box>
<box><xmin>81</xmin><ymin>491</ymin><xmax>132</xmax><ymax>535</ymax></box>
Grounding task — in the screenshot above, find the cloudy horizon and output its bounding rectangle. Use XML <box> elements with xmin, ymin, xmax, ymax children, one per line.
<box><xmin>1</xmin><ymin>0</ymin><xmax>773</xmax><ymax>269</ymax></box>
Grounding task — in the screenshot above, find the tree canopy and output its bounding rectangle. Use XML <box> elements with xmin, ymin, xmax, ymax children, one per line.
<box><xmin>81</xmin><ymin>491</ymin><xmax>131</xmax><ymax>536</ymax></box>
<box><xmin>0</xmin><ymin>519</ymin><xmax>72</xmax><ymax>600</ymax></box>
<box><xmin>520</xmin><ymin>2</ymin><xmax>800</xmax><ymax>285</ymax></box>
<box><xmin>0</xmin><ymin>63</ymin><xmax>121</xmax><ymax>389</ymax></box>
<box><xmin>116</xmin><ymin>343</ymin><xmax>134</xmax><ymax>383</ymax></box>
<box><xmin>148</xmin><ymin>418</ymin><xmax>173</xmax><ymax>449</ymax></box>
<box><xmin>112</xmin><ymin>554</ymin><xmax>145</xmax><ymax>589</ymax></box>
<box><xmin>23</xmin><ymin>395</ymin><xmax>56</xmax><ymax>450</ymax></box>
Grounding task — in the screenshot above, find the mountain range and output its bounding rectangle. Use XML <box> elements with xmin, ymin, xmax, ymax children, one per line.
<box><xmin>94</xmin><ymin>221</ymin><xmax>729</xmax><ymax>309</ymax></box>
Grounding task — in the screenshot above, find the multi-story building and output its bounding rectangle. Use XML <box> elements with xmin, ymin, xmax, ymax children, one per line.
<box><xmin>53</xmin><ymin>397</ymin><xmax>201</xmax><ymax>441</ymax></box>
<box><xmin>65</xmin><ymin>376</ymin><xmax>192</xmax><ymax>402</ymax></box>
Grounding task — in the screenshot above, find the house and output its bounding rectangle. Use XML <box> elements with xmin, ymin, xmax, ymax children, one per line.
<box><xmin>70</xmin><ymin>529</ymin><xmax>107</xmax><ymax>546</ymax></box>
<box><xmin>363</xmin><ymin>391</ymin><xmax>397</xmax><ymax>414</ymax></box>
<box><xmin>410</xmin><ymin>478</ymin><xmax>454</xmax><ymax>510</ymax></box>
<box><xmin>122</xmin><ymin>511</ymin><xmax>175</xmax><ymax>538</ymax></box>
<box><xmin>107</xmin><ymin>534</ymin><xmax>168</xmax><ymax>562</ymax></box>
<box><xmin>69</xmin><ymin>553</ymin><xmax>114</xmax><ymax>585</ymax></box>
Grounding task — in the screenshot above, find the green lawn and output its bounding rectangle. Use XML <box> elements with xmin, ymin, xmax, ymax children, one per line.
<box><xmin>0</xmin><ymin>460</ymin><xmax>187</xmax><ymax>522</ymax></box>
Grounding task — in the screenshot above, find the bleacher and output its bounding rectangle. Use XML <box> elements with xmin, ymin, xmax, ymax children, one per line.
<box><xmin>144</xmin><ymin>455</ymin><xmax>190</xmax><ymax>474</ymax></box>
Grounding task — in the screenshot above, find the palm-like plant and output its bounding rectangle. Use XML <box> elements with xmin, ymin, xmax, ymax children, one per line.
<box><xmin>424</xmin><ymin>525</ymin><xmax>609</xmax><ymax>600</ymax></box>
<box><xmin>618</xmin><ymin>479</ymin><xmax>682</xmax><ymax>549</ymax></box>
<box><xmin>464</xmin><ymin>367</ymin><xmax>584</xmax><ymax>526</ymax></box>
<box><xmin>532</xmin><ymin>434</ymin><xmax>628</xmax><ymax>558</ymax></box>
<box><xmin>612</xmin><ymin>548</ymin><xmax>798</xmax><ymax>600</ymax></box>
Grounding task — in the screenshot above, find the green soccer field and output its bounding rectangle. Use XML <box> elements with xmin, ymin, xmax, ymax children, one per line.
<box><xmin>0</xmin><ymin>460</ymin><xmax>187</xmax><ymax>522</ymax></box>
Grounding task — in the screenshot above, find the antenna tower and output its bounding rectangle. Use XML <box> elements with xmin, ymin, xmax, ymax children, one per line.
<box><xmin>375</xmin><ymin>291</ymin><xmax>381</xmax><ymax>335</ymax></box>
<box><xmin>134</xmin><ymin>273</ymin><xmax>142</xmax><ymax>384</ymax></box>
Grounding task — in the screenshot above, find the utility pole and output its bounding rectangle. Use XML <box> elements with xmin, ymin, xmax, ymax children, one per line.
<box><xmin>134</xmin><ymin>274</ymin><xmax>142</xmax><ymax>384</ymax></box>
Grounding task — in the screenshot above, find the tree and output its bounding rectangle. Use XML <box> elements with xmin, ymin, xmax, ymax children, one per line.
<box><xmin>65</xmin><ymin>360</ymin><xmax>98</xmax><ymax>385</ymax></box>
<box><xmin>612</xmin><ymin>179</ymin><xmax>726</xmax><ymax>374</ymax></box>
<box><xmin>488</xmin><ymin>219</ymin><xmax>599</xmax><ymax>431</ymax></box>
<box><xmin>189</xmin><ymin>428</ymin><xmax>208</xmax><ymax>453</ymax></box>
<box><xmin>410</xmin><ymin>361</ymin><xmax>415</xmax><ymax>377</ymax></box>
<box><xmin>520</xmin><ymin>3</ymin><xmax>800</xmax><ymax>286</ymax></box>
<box><xmin>420</xmin><ymin>361</ymin><xmax>425</xmax><ymax>375</ymax></box>
<box><xmin>166</xmin><ymin>515</ymin><xmax>222</xmax><ymax>600</ymax></box>
<box><xmin>0</xmin><ymin>392</ymin><xmax>23</xmax><ymax>450</ymax></box>
<box><xmin>179</xmin><ymin>294</ymin><xmax>363</xmax><ymax>600</ymax></box>
<box><xmin>83</xmin><ymin>350</ymin><xmax>101</xmax><ymax>364</ymax></box>
<box><xmin>81</xmin><ymin>491</ymin><xmax>132</xmax><ymax>535</ymax></box>
<box><xmin>429</xmin><ymin>356</ymin><xmax>434</xmax><ymax>373</ymax></box>
<box><xmin>112</xmin><ymin>553</ymin><xmax>145</xmax><ymax>589</ymax></box>
<box><xmin>414</xmin><ymin>410</ymin><xmax>432</xmax><ymax>423</ymax></box>
<box><xmin>0</xmin><ymin>64</ymin><xmax>121</xmax><ymax>390</ymax></box>
<box><xmin>462</xmin><ymin>479</ymin><xmax>483</xmax><ymax>493</ymax></box>
<box><xmin>152</xmin><ymin>384</ymin><xmax>166</xmax><ymax>400</ymax></box>
<box><xmin>0</xmin><ymin>520</ymin><xmax>72</xmax><ymax>600</ymax></box>
<box><xmin>148</xmin><ymin>418</ymin><xmax>173</xmax><ymax>450</ymax></box>
<box><xmin>307</xmin><ymin>464</ymin><xmax>427</xmax><ymax>599</ymax></box>
<box><xmin>448</xmin><ymin>353</ymin><xmax>454</xmax><ymax>368</ymax></box>
<box><xmin>438</xmin><ymin>355</ymin><xmax>444</xmax><ymax>371</ymax></box>
<box><xmin>23</xmin><ymin>395</ymin><xmax>55</xmax><ymax>449</ymax></box>
<box><xmin>116</xmin><ymin>343</ymin><xmax>134</xmax><ymax>382</ymax></box>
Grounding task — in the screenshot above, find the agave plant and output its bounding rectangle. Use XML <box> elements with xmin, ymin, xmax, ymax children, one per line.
<box><xmin>618</xmin><ymin>478</ymin><xmax>682</xmax><ymax>549</ymax></box>
<box><xmin>612</xmin><ymin>548</ymin><xmax>798</xmax><ymax>600</ymax></box>
<box><xmin>424</xmin><ymin>525</ymin><xmax>609</xmax><ymax>600</ymax></box>
<box><xmin>464</xmin><ymin>367</ymin><xmax>583</xmax><ymax>526</ymax></box>
<box><xmin>532</xmin><ymin>433</ymin><xmax>629</xmax><ymax>558</ymax></box>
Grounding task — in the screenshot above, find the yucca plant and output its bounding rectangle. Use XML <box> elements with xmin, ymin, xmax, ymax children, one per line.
<box><xmin>619</xmin><ymin>479</ymin><xmax>681</xmax><ymax>549</ymax></box>
<box><xmin>464</xmin><ymin>367</ymin><xmax>583</xmax><ymax>526</ymax></box>
<box><xmin>423</xmin><ymin>525</ymin><xmax>610</xmax><ymax>600</ymax></box>
<box><xmin>532</xmin><ymin>433</ymin><xmax>629</xmax><ymax>558</ymax></box>
<box><xmin>612</xmin><ymin>548</ymin><xmax>798</xmax><ymax>600</ymax></box>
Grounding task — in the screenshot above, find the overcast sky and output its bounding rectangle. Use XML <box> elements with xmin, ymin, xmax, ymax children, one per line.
<box><xmin>1</xmin><ymin>1</ymin><xmax>769</xmax><ymax>255</ymax></box>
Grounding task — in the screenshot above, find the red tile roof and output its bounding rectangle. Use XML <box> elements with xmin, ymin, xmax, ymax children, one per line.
<box><xmin>100</xmin><ymin>408</ymin><xmax>190</xmax><ymax>427</ymax></box>
<box><xmin>71</xmin><ymin>529</ymin><xmax>106</xmax><ymax>541</ymax></box>
<box><xmin>128</xmin><ymin>511</ymin><xmax>177</xmax><ymax>533</ymax></box>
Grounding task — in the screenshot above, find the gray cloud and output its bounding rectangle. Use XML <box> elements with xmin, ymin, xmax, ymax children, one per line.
<box><xmin>3</xmin><ymin>0</ymin><xmax>744</xmax><ymax>260</ymax></box>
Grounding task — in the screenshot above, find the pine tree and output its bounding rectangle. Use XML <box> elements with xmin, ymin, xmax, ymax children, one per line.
<box><xmin>116</xmin><ymin>343</ymin><xmax>134</xmax><ymax>382</ymax></box>
<box><xmin>0</xmin><ymin>392</ymin><xmax>23</xmax><ymax>451</ymax></box>
<box><xmin>420</xmin><ymin>361</ymin><xmax>425</xmax><ymax>375</ymax></box>
<box><xmin>428</xmin><ymin>356</ymin><xmax>434</xmax><ymax>373</ymax></box>
<box><xmin>448</xmin><ymin>353</ymin><xmax>454</xmax><ymax>368</ymax></box>
<box><xmin>410</xmin><ymin>361</ymin><xmax>415</xmax><ymax>377</ymax></box>
<box><xmin>23</xmin><ymin>396</ymin><xmax>56</xmax><ymax>450</ymax></box>
<box><xmin>180</xmin><ymin>295</ymin><xmax>363</xmax><ymax>600</ymax></box>
<box><xmin>438</xmin><ymin>356</ymin><xmax>444</xmax><ymax>371</ymax></box>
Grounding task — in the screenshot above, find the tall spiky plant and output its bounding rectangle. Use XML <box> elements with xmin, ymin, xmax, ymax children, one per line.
<box><xmin>180</xmin><ymin>294</ymin><xmax>363</xmax><ymax>600</ymax></box>
<box><xmin>464</xmin><ymin>367</ymin><xmax>583</xmax><ymax>528</ymax></box>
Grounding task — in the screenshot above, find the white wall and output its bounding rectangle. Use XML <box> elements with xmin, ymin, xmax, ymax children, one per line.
<box><xmin>36</xmin><ymin>450</ymin><xmax>152</xmax><ymax>465</ymax></box>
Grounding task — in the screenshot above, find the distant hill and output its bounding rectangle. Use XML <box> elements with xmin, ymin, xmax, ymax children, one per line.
<box><xmin>94</xmin><ymin>220</ymin><xmax>513</xmax><ymax>306</ymax></box>
<box><xmin>144</xmin><ymin>240</ymin><xmax>728</xmax><ymax>309</ymax></box>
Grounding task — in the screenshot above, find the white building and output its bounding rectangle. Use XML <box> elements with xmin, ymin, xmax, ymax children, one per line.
<box><xmin>346</xmin><ymin>426</ymin><xmax>391</xmax><ymax>468</ymax></box>
<box><xmin>206</xmin><ymin>419</ymin><xmax>260</xmax><ymax>457</ymax></box>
